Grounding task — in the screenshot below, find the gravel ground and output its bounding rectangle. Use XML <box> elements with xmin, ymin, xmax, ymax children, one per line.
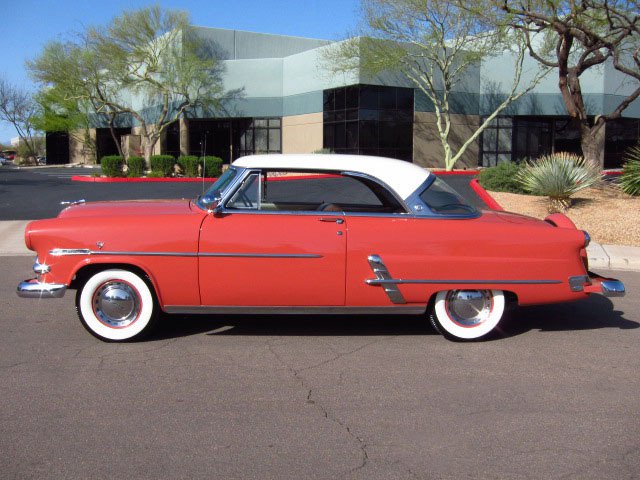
<box><xmin>489</xmin><ymin>184</ymin><xmax>640</xmax><ymax>247</ymax></box>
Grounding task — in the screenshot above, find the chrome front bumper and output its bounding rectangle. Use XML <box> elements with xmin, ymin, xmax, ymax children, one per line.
<box><xmin>17</xmin><ymin>278</ymin><xmax>67</xmax><ymax>298</ymax></box>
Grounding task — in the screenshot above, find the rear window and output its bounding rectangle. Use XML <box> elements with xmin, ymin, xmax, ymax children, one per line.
<box><xmin>419</xmin><ymin>178</ymin><xmax>477</xmax><ymax>215</ymax></box>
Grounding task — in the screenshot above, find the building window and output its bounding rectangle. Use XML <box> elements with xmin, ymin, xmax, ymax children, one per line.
<box><xmin>605</xmin><ymin>118</ymin><xmax>640</xmax><ymax>169</ymax></box>
<box><xmin>512</xmin><ymin>118</ymin><xmax>553</xmax><ymax>162</ymax></box>
<box><xmin>481</xmin><ymin>116</ymin><xmax>585</xmax><ymax>166</ymax></box>
<box><xmin>323</xmin><ymin>85</ymin><xmax>413</xmax><ymax>161</ymax></box>
<box><xmin>240</xmin><ymin>118</ymin><xmax>281</xmax><ymax>157</ymax></box>
<box><xmin>480</xmin><ymin>117</ymin><xmax>513</xmax><ymax>167</ymax></box>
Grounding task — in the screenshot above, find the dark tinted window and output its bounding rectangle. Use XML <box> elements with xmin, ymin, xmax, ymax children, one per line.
<box><xmin>419</xmin><ymin>178</ymin><xmax>476</xmax><ymax>215</ymax></box>
<box><xmin>323</xmin><ymin>84</ymin><xmax>414</xmax><ymax>161</ymax></box>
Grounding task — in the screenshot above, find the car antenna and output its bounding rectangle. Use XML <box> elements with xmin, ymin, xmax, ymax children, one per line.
<box><xmin>201</xmin><ymin>132</ymin><xmax>207</xmax><ymax>195</ymax></box>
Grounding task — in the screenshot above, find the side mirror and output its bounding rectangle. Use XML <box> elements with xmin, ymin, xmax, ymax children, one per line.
<box><xmin>201</xmin><ymin>194</ymin><xmax>223</xmax><ymax>214</ymax></box>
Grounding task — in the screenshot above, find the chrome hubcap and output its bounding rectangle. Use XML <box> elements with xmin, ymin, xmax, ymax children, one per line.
<box><xmin>93</xmin><ymin>281</ymin><xmax>140</xmax><ymax>328</ymax></box>
<box><xmin>445</xmin><ymin>290</ymin><xmax>492</xmax><ymax>327</ymax></box>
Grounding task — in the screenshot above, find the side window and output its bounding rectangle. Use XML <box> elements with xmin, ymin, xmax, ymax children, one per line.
<box><xmin>226</xmin><ymin>173</ymin><xmax>260</xmax><ymax>209</ymax></box>
<box><xmin>225</xmin><ymin>170</ymin><xmax>405</xmax><ymax>214</ymax></box>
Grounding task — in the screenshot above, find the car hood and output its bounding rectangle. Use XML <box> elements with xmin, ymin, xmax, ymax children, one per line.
<box><xmin>57</xmin><ymin>199</ymin><xmax>197</xmax><ymax>218</ymax></box>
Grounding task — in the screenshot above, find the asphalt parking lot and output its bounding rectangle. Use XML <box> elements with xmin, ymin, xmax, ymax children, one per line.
<box><xmin>2</xmin><ymin>256</ymin><xmax>639</xmax><ymax>479</ymax></box>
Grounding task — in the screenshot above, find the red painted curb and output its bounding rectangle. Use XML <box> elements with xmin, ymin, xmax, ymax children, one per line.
<box><xmin>469</xmin><ymin>179</ymin><xmax>504</xmax><ymax>211</ymax></box>
<box><xmin>432</xmin><ymin>170</ymin><xmax>480</xmax><ymax>175</ymax></box>
<box><xmin>72</xmin><ymin>173</ymin><xmax>342</xmax><ymax>183</ymax></box>
<box><xmin>72</xmin><ymin>176</ymin><xmax>218</xmax><ymax>183</ymax></box>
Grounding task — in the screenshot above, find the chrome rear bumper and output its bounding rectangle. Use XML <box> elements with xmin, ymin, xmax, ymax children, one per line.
<box><xmin>570</xmin><ymin>272</ymin><xmax>626</xmax><ymax>297</ymax></box>
<box><xmin>598</xmin><ymin>279</ymin><xmax>626</xmax><ymax>297</ymax></box>
<box><xmin>17</xmin><ymin>278</ymin><xmax>67</xmax><ymax>298</ymax></box>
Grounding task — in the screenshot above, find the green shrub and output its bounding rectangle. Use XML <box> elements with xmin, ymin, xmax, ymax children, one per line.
<box><xmin>478</xmin><ymin>162</ymin><xmax>527</xmax><ymax>194</ymax></box>
<box><xmin>178</xmin><ymin>155</ymin><xmax>200</xmax><ymax>177</ymax></box>
<box><xmin>200</xmin><ymin>156</ymin><xmax>223</xmax><ymax>177</ymax></box>
<box><xmin>516</xmin><ymin>152</ymin><xmax>602</xmax><ymax>212</ymax></box>
<box><xmin>100</xmin><ymin>155</ymin><xmax>124</xmax><ymax>177</ymax></box>
<box><xmin>146</xmin><ymin>171</ymin><xmax>165</xmax><ymax>178</ymax></box>
<box><xmin>150</xmin><ymin>155</ymin><xmax>175</xmax><ymax>176</ymax></box>
<box><xmin>126</xmin><ymin>156</ymin><xmax>145</xmax><ymax>177</ymax></box>
<box><xmin>620</xmin><ymin>146</ymin><xmax>640</xmax><ymax>196</ymax></box>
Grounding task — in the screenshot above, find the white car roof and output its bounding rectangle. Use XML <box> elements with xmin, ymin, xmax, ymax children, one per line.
<box><xmin>232</xmin><ymin>154</ymin><xmax>432</xmax><ymax>200</ymax></box>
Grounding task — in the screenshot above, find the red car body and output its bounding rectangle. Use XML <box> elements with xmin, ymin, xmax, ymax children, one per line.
<box><xmin>17</xmin><ymin>154</ymin><xmax>625</xmax><ymax>342</ymax></box>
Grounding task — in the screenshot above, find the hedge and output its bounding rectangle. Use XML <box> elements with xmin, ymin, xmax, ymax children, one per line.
<box><xmin>178</xmin><ymin>155</ymin><xmax>200</xmax><ymax>177</ymax></box>
<box><xmin>100</xmin><ymin>156</ymin><xmax>124</xmax><ymax>177</ymax></box>
<box><xmin>200</xmin><ymin>156</ymin><xmax>223</xmax><ymax>177</ymax></box>
<box><xmin>477</xmin><ymin>162</ymin><xmax>527</xmax><ymax>194</ymax></box>
<box><xmin>150</xmin><ymin>155</ymin><xmax>176</xmax><ymax>176</ymax></box>
<box><xmin>127</xmin><ymin>156</ymin><xmax>145</xmax><ymax>178</ymax></box>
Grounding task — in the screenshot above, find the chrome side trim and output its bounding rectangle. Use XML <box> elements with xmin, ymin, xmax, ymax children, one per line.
<box><xmin>17</xmin><ymin>279</ymin><xmax>67</xmax><ymax>298</ymax></box>
<box><xmin>50</xmin><ymin>248</ymin><xmax>92</xmax><ymax>256</ymax></box>
<box><xmin>164</xmin><ymin>306</ymin><xmax>425</xmax><ymax>315</ymax></box>
<box><xmin>601</xmin><ymin>280</ymin><xmax>625</xmax><ymax>297</ymax></box>
<box><xmin>48</xmin><ymin>248</ymin><xmax>321</xmax><ymax>259</ymax></box>
<box><xmin>367</xmin><ymin>254</ymin><xmax>406</xmax><ymax>304</ymax></box>
<box><xmin>60</xmin><ymin>199</ymin><xmax>86</xmax><ymax>206</ymax></box>
<box><xmin>366</xmin><ymin>279</ymin><xmax>562</xmax><ymax>285</ymax></box>
<box><xmin>198</xmin><ymin>253</ymin><xmax>322</xmax><ymax>258</ymax></box>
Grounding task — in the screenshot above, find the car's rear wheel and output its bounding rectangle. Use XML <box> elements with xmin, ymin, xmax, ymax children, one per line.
<box><xmin>430</xmin><ymin>289</ymin><xmax>505</xmax><ymax>341</ymax></box>
<box><xmin>76</xmin><ymin>269</ymin><xmax>158</xmax><ymax>342</ymax></box>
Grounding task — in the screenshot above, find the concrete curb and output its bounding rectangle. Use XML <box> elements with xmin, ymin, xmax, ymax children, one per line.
<box><xmin>0</xmin><ymin>221</ymin><xmax>32</xmax><ymax>256</ymax></box>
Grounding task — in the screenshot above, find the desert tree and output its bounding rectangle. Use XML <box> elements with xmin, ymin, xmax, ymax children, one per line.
<box><xmin>0</xmin><ymin>77</ymin><xmax>41</xmax><ymax>163</ymax></box>
<box><xmin>483</xmin><ymin>0</ymin><xmax>640</xmax><ymax>168</ymax></box>
<box><xmin>32</xmin><ymin>87</ymin><xmax>98</xmax><ymax>162</ymax></box>
<box><xmin>326</xmin><ymin>0</ymin><xmax>549</xmax><ymax>170</ymax></box>
<box><xmin>29</xmin><ymin>6</ymin><xmax>229</xmax><ymax>168</ymax></box>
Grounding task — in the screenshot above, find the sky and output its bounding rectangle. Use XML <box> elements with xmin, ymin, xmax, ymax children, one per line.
<box><xmin>0</xmin><ymin>0</ymin><xmax>360</xmax><ymax>144</ymax></box>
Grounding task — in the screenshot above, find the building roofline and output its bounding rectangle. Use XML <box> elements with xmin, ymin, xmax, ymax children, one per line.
<box><xmin>191</xmin><ymin>25</ymin><xmax>330</xmax><ymax>44</ymax></box>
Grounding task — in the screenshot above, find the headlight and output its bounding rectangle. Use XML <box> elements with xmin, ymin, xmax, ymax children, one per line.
<box><xmin>583</xmin><ymin>231</ymin><xmax>591</xmax><ymax>248</ymax></box>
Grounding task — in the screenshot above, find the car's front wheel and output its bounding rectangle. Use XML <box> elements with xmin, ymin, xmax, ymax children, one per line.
<box><xmin>76</xmin><ymin>269</ymin><xmax>158</xmax><ymax>342</ymax></box>
<box><xmin>430</xmin><ymin>289</ymin><xmax>505</xmax><ymax>341</ymax></box>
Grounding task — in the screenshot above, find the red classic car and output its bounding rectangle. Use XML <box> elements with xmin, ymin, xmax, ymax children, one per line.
<box><xmin>17</xmin><ymin>154</ymin><xmax>625</xmax><ymax>342</ymax></box>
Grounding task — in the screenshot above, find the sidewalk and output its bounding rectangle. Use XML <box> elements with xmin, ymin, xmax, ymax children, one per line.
<box><xmin>0</xmin><ymin>221</ymin><xmax>31</xmax><ymax>256</ymax></box>
<box><xmin>1</xmin><ymin>220</ymin><xmax>639</xmax><ymax>270</ymax></box>
<box><xmin>587</xmin><ymin>242</ymin><xmax>640</xmax><ymax>271</ymax></box>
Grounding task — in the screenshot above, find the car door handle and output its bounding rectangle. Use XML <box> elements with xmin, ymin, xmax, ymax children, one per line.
<box><xmin>319</xmin><ymin>217</ymin><xmax>344</xmax><ymax>224</ymax></box>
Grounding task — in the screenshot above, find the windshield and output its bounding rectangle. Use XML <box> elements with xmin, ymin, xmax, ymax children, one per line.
<box><xmin>419</xmin><ymin>177</ymin><xmax>477</xmax><ymax>215</ymax></box>
<box><xmin>197</xmin><ymin>167</ymin><xmax>239</xmax><ymax>209</ymax></box>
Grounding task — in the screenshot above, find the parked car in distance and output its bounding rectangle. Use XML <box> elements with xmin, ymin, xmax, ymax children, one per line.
<box><xmin>36</xmin><ymin>156</ymin><xmax>47</xmax><ymax>165</ymax></box>
<box><xmin>2</xmin><ymin>150</ymin><xmax>16</xmax><ymax>161</ymax></box>
<box><xmin>17</xmin><ymin>154</ymin><xmax>625</xmax><ymax>342</ymax></box>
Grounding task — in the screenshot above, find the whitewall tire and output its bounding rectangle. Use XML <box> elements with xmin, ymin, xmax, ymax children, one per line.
<box><xmin>430</xmin><ymin>289</ymin><xmax>505</xmax><ymax>341</ymax></box>
<box><xmin>76</xmin><ymin>269</ymin><xmax>158</xmax><ymax>342</ymax></box>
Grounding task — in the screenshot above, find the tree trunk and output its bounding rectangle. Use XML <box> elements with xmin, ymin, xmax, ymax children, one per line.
<box><xmin>107</xmin><ymin>114</ymin><xmax>124</xmax><ymax>158</ymax></box>
<box><xmin>579</xmin><ymin>121</ymin><xmax>606</xmax><ymax>169</ymax></box>
<box><xmin>142</xmin><ymin>138</ymin><xmax>154</xmax><ymax>170</ymax></box>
